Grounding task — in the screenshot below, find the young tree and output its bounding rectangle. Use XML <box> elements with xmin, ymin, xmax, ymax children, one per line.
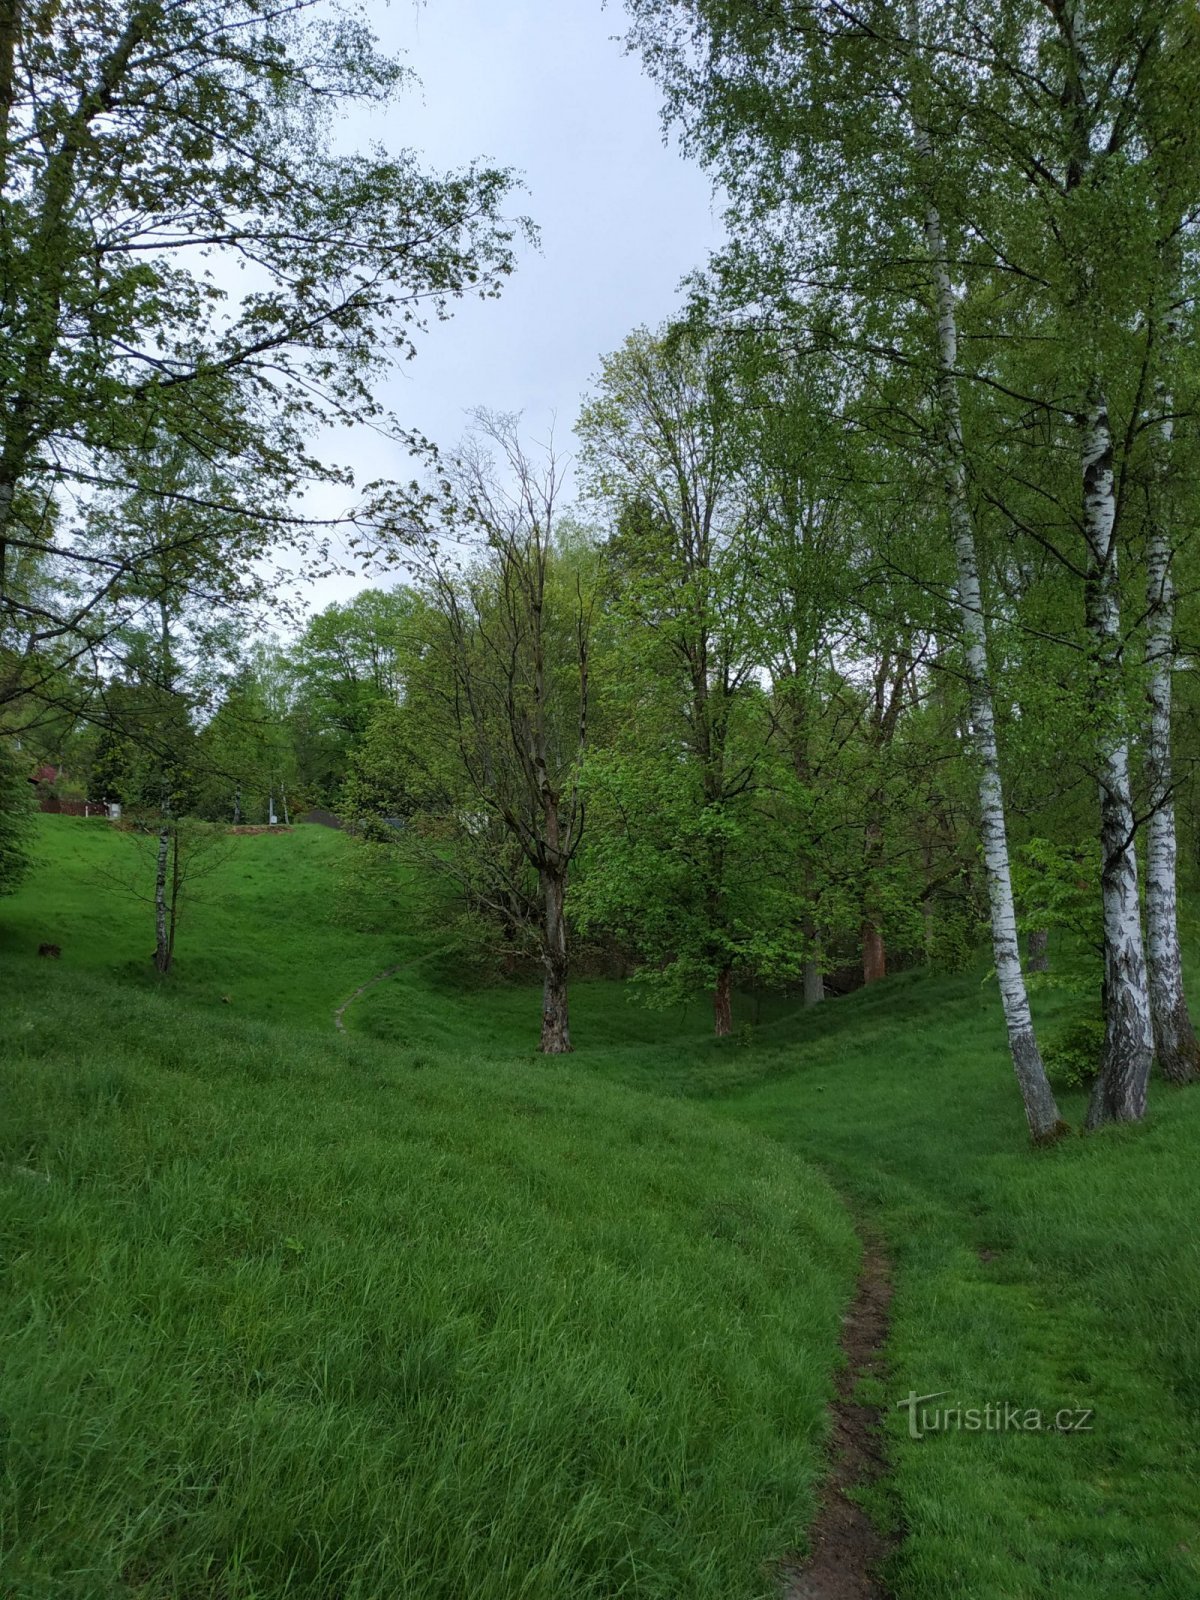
<box><xmin>101</xmin><ymin>815</ymin><xmax>231</xmax><ymax>975</ymax></box>
<box><xmin>378</xmin><ymin>414</ymin><xmax>593</xmax><ymax>1053</ymax></box>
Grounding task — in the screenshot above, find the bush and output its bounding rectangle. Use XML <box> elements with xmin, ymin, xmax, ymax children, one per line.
<box><xmin>0</xmin><ymin>737</ymin><xmax>36</xmax><ymax>896</ymax></box>
<box><xmin>1042</xmin><ymin>1015</ymin><xmax>1106</xmax><ymax>1091</ymax></box>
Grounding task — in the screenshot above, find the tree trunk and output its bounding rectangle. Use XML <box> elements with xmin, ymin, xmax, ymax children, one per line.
<box><xmin>1144</xmin><ymin>372</ymin><xmax>1199</xmax><ymax>1085</ymax></box>
<box><xmin>233</xmin><ymin>784</ymin><xmax>241</xmax><ymax>827</ymax></box>
<box><xmin>713</xmin><ymin>964</ymin><xmax>733</xmax><ymax>1036</ymax></box>
<box><xmin>910</xmin><ymin>74</ymin><xmax>1063</xmax><ymax>1140</ymax></box>
<box><xmin>167</xmin><ymin>828</ymin><xmax>181</xmax><ymax>970</ymax></box>
<box><xmin>861</xmin><ymin>809</ymin><xmax>887</xmax><ymax>985</ymax></box>
<box><xmin>153</xmin><ymin>824</ymin><xmax>171</xmax><ymax>974</ymax></box>
<box><xmin>861</xmin><ymin>920</ymin><xmax>886</xmax><ymax>986</ymax></box>
<box><xmin>539</xmin><ymin>867</ymin><xmax>572</xmax><ymax>1053</ymax></box>
<box><xmin>921</xmin><ymin>838</ymin><xmax>936</xmax><ymax>964</ymax></box>
<box><xmin>1081</xmin><ymin>393</ymin><xmax>1154</xmax><ymax>1127</ymax></box>
<box><xmin>802</xmin><ymin>918</ymin><xmax>824</xmax><ymax>1007</ymax></box>
<box><xmin>1026</xmin><ymin>929</ymin><xmax>1050</xmax><ymax>974</ymax></box>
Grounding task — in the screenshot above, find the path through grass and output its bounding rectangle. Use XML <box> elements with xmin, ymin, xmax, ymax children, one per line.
<box><xmin>4</xmin><ymin>818</ymin><xmax>1199</xmax><ymax>1598</ymax></box>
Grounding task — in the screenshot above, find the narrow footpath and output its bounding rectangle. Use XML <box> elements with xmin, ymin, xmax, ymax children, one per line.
<box><xmin>333</xmin><ymin>961</ymin><xmax>415</xmax><ymax>1032</ymax></box>
<box><xmin>782</xmin><ymin>1229</ymin><xmax>898</xmax><ymax>1600</ymax></box>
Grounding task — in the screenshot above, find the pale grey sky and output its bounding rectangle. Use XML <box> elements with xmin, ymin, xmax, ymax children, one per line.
<box><xmin>302</xmin><ymin>0</ymin><xmax>723</xmax><ymax>606</ymax></box>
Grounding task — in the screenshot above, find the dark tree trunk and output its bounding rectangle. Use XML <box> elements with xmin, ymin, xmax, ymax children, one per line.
<box><xmin>1154</xmin><ymin>992</ymin><xmax>1200</xmax><ymax>1087</ymax></box>
<box><xmin>862</xmin><ymin>813</ymin><xmax>886</xmax><ymax>985</ymax></box>
<box><xmin>1026</xmin><ymin>928</ymin><xmax>1049</xmax><ymax>973</ymax></box>
<box><xmin>862</xmin><ymin>922</ymin><xmax>886</xmax><ymax>986</ymax></box>
<box><xmin>801</xmin><ymin>878</ymin><xmax>823</xmax><ymax>1005</ymax></box>
<box><xmin>803</xmin><ymin>940</ymin><xmax>825</xmax><ymax>1004</ymax></box>
<box><xmin>166</xmin><ymin>829</ymin><xmax>181</xmax><ymax>971</ymax></box>
<box><xmin>713</xmin><ymin>964</ymin><xmax>733</xmax><ymax>1036</ymax></box>
<box><xmin>539</xmin><ymin>868</ymin><xmax>572</xmax><ymax>1054</ymax></box>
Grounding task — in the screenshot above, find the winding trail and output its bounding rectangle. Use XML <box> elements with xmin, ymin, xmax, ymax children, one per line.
<box><xmin>333</xmin><ymin>958</ymin><xmax>421</xmax><ymax>1033</ymax></box>
<box><xmin>782</xmin><ymin>1228</ymin><xmax>898</xmax><ymax>1600</ymax></box>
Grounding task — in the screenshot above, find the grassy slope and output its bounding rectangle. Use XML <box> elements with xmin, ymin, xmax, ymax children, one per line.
<box><xmin>0</xmin><ymin>819</ymin><xmax>857</xmax><ymax>1600</ymax></box>
<box><xmin>0</xmin><ymin>817</ymin><xmax>422</xmax><ymax>1029</ymax></box>
<box><xmin>585</xmin><ymin>976</ymin><xmax>1200</xmax><ymax>1600</ymax></box>
<box><xmin>5</xmin><ymin>818</ymin><xmax>1200</xmax><ymax>1598</ymax></box>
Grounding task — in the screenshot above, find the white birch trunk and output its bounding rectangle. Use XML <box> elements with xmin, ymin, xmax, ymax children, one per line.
<box><xmin>910</xmin><ymin>93</ymin><xmax>1063</xmax><ymax>1140</ymax></box>
<box><xmin>153</xmin><ymin>824</ymin><xmax>170</xmax><ymax>973</ymax></box>
<box><xmin>1144</xmin><ymin>380</ymin><xmax>1198</xmax><ymax>1083</ymax></box>
<box><xmin>1081</xmin><ymin>393</ymin><xmax>1155</xmax><ymax>1126</ymax></box>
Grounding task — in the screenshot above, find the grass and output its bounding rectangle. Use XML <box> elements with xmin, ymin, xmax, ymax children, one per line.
<box><xmin>588</xmin><ymin>974</ymin><xmax>1200</xmax><ymax>1599</ymax></box>
<box><xmin>4</xmin><ymin>816</ymin><xmax>1200</xmax><ymax>1597</ymax></box>
<box><xmin>0</xmin><ymin>817</ymin><xmax>423</xmax><ymax>1030</ymax></box>
<box><xmin>0</xmin><ymin>820</ymin><xmax>856</xmax><ymax>1600</ymax></box>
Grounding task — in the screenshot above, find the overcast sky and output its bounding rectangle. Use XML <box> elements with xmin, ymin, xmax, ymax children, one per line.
<box><xmin>302</xmin><ymin>0</ymin><xmax>723</xmax><ymax>607</ymax></box>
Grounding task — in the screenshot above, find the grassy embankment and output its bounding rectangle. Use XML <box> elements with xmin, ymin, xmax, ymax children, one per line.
<box><xmin>0</xmin><ymin>818</ymin><xmax>854</xmax><ymax>1600</ymax></box>
<box><xmin>3</xmin><ymin>816</ymin><xmax>1199</xmax><ymax>1598</ymax></box>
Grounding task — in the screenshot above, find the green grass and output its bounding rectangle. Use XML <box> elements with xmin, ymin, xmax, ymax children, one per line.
<box><xmin>0</xmin><ymin>821</ymin><xmax>856</xmax><ymax>1599</ymax></box>
<box><xmin>0</xmin><ymin>817</ymin><xmax>435</xmax><ymax>1030</ymax></box>
<box><xmin>0</xmin><ymin>817</ymin><xmax>770</xmax><ymax>1050</ymax></box>
<box><xmin>590</xmin><ymin>973</ymin><xmax>1200</xmax><ymax>1599</ymax></box>
<box><xmin>4</xmin><ymin>816</ymin><xmax>1200</xmax><ymax>1598</ymax></box>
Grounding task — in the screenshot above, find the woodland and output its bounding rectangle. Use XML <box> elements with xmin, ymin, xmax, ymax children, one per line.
<box><xmin>3</xmin><ymin>4</ymin><xmax>1200</xmax><ymax>1596</ymax></box>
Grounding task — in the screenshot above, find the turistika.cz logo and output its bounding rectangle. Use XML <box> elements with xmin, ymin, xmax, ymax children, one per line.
<box><xmin>896</xmin><ymin>1391</ymin><xmax>1094</xmax><ymax>1440</ymax></box>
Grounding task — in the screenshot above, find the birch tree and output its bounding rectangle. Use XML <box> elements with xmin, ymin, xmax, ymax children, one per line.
<box><xmin>1143</xmin><ymin>316</ymin><xmax>1200</xmax><ymax>1085</ymax></box>
<box><xmin>905</xmin><ymin>3</ymin><xmax>1064</xmax><ymax>1135</ymax></box>
<box><xmin>621</xmin><ymin>0</ymin><xmax>1066</xmax><ymax>1134</ymax></box>
<box><xmin>951</xmin><ymin>0</ymin><xmax>1200</xmax><ymax>1123</ymax></box>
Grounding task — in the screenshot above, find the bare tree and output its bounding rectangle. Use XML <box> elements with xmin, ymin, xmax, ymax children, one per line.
<box><xmin>395</xmin><ymin>413</ymin><xmax>593</xmax><ymax>1053</ymax></box>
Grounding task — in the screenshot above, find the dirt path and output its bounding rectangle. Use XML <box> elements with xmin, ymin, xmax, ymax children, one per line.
<box><xmin>333</xmin><ymin>960</ymin><xmax>416</xmax><ymax>1033</ymax></box>
<box><xmin>781</xmin><ymin>1231</ymin><xmax>898</xmax><ymax>1600</ymax></box>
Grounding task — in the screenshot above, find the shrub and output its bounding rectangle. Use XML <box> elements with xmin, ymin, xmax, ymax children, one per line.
<box><xmin>1042</xmin><ymin>1015</ymin><xmax>1106</xmax><ymax>1091</ymax></box>
<box><xmin>0</xmin><ymin>737</ymin><xmax>36</xmax><ymax>896</ymax></box>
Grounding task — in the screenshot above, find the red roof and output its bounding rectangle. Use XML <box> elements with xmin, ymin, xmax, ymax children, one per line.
<box><xmin>29</xmin><ymin>764</ymin><xmax>59</xmax><ymax>784</ymax></box>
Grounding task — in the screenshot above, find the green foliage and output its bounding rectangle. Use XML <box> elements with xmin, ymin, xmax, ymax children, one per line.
<box><xmin>1013</xmin><ymin>839</ymin><xmax>1102</xmax><ymax>954</ymax></box>
<box><xmin>0</xmin><ymin>738</ymin><xmax>36</xmax><ymax>896</ymax></box>
<box><xmin>286</xmin><ymin>590</ymin><xmax>427</xmax><ymax>804</ymax></box>
<box><xmin>1040</xmin><ymin>1015</ymin><xmax>1107</xmax><ymax>1093</ymax></box>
